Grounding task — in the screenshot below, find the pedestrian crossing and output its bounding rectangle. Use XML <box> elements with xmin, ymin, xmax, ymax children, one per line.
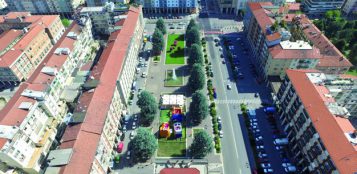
<box><xmin>214</xmin><ymin>99</ymin><xmax>261</xmax><ymax>104</ymax></box>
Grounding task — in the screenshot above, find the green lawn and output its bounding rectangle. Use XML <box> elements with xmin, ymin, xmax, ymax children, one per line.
<box><xmin>158</xmin><ymin>109</ymin><xmax>187</xmax><ymax>157</ymax></box>
<box><xmin>165</xmin><ymin>34</ymin><xmax>185</xmax><ymax>65</ymax></box>
<box><xmin>164</xmin><ymin>70</ymin><xmax>184</xmax><ymax>87</ymax></box>
<box><xmin>346</xmin><ymin>69</ymin><xmax>357</xmax><ymax>76</ymax></box>
<box><xmin>160</xmin><ymin>110</ymin><xmax>171</xmax><ymax>124</ymax></box>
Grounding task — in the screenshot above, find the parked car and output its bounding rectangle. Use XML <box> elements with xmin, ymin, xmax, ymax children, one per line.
<box><xmin>222</xmin><ymin>60</ymin><xmax>226</xmax><ymax>64</ymax></box>
<box><xmin>275</xmin><ymin>146</ymin><xmax>284</xmax><ymax>151</ymax></box>
<box><xmin>126</xmin><ymin>151</ymin><xmax>131</xmax><ymax>159</ymax></box>
<box><xmin>263</xmin><ymin>168</ymin><xmax>274</xmax><ymax>173</ymax></box>
<box><xmin>252</xmin><ymin>129</ymin><xmax>261</xmax><ymax>133</ymax></box>
<box><xmin>218</xmin><ymin>122</ymin><xmax>222</xmax><ymax>130</ymax></box>
<box><xmin>255</xmin><ymin>136</ymin><xmax>263</xmax><ymax>141</ymax></box>
<box><xmin>227</xmin><ymin>84</ymin><xmax>232</xmax><ymax>90</ymax></box>
<box><xmin>134</xmin><ymin>114</ymin><xmax>138</xmax><ymax>121</ymax></box>
<box><xmin>217</xmin><ymin>116</ymin><xmax>222</xmax><ymax>123</ymax></box>
<box><xmin>130</xmin><ymin>131</ymin><xmax>136</xmax><ymax>140</ymax></box>
<box><xmin>258</xmin><ymin>153</ymin><xmax>268</xmax><ymax>158</ymax></box>
<box><xmin>254</xmin><ymin>93</ymin><xmax>259</xmax><ymax>98</ymax></box>
<box><xmin>122</xmin><ymin>125</ymin><xmax>127</xmax><ymax>133</ymax></box>
<box><xmin>256</xmin><ymin>145</ymin><xmax>264</xmax><ymax>150</ymax></box>
<box><xmin>250</xmin><ymin>122</ymin><xmax>258</xmax><ymax>127</ymax></box>
<box><xmin>214</xmin><ymin>38</ymin><xmax>219</xmax><ymax>42</ymax></box>
<box><xmin>261</xmin><ymin>163</ymin><xmax>271</xmax><ymax>169</ymax></box>
<box><xmin>170</xmin><ymin>26</ymin><xmax>175</xmax><ymax>29</ymax></box>
<box><xmin>132</xmin><ymin>122</ymin><xmax>136</xmax><ymax>129</ymax></box>
<box><xmin>250</xmin><ymin>118</ymin><xmax>258</xmax><ymax>122</ymax></box>
<box><xmin>282</xmin><ymin>163</ymin><xmax>293</xmax><ymax>167</ymax></box>
<box><xmin>284</xmin><ymin>166</ymin><xmax>297</xmax><ymax>173</ymax></box>
<box><xmin>274</xmin><ymin>138</ymin><xmax>289</xmax><ymax>145</ymax></box>
<box><xmin>219</xmin><ymin>130</ymin><xmax>224</xmax><ymax>138</ymax></box>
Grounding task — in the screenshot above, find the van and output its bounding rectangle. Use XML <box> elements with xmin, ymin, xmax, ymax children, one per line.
<box><xmin>273</xmin><ymin>138</ymin><xmax>289</xmax><ymax>145</ymax></box>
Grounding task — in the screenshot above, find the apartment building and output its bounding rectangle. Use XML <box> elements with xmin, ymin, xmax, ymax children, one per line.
<box><xmin>243</xmin><ymin>2</ymin><xmax>352</xmax><ymax>81</ymax></box>
<box><xmin>4</xmin><ymin>0</ymin><xmax>84</xmax><ymax>14</ymax></box>
<box><xmin>0</xmin><ymin>17</ymin><xmax>93</xmax><ymax>174</ymax></box>
<box><xmin>43</xmin><ymin>6</ymin><xmax>143</xmax><ymax>174</ymax></box>
<box><xmin>342</xmin><ymin>0</ymin><xmax>357</xmax><ymax>16</ymax></box>
<box><xmin>86</xmin><ymin>0</ymin><xmax>130</xmax><ymax>6</ymax></box>
<box><xmin>0</xmin><ymin>12</ymin><xmax>65</xmax><ymax>86</ymax></box>
<box><xmin>80</xmin><ymin>2</ymin><xmax>128</xmax><ymax>35</ymax></box>
<box><xmin>276</xmin><ymin>69</ymin><xmax>357</xmax><ymax>173</ymax></box>
<box><xmin>301</xmin><ymin>0</ymin><xmax>344</xmax><ymax>14</ymax></box>
<box><xmin>218</xmin><ymin>0</ymin><xmax>284</xmax><ymax>15</ymax></box>
<box><xmin>140</xmin><ymin>0</ymin><xmax>197</xmax><ymax>14</ymax></box>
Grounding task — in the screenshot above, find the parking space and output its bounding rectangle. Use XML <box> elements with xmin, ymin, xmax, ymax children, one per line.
<box><xmin>215</xmin><ymin>34</ymin><xmax>298</xmax><ymax>173</ymax></box>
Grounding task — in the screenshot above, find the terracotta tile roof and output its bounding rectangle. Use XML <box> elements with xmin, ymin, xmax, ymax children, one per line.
<box><xmin>160</xmin><ymin>168</ymin><xmax>200</xmax><ymax>174</ymax></box>
<box><xmin>58</xmin><ymin>6</ymin><xmax>142</xmax><ymax>174</ymax></box>
<box><xmin>269</xmin><ymin>44</ymin><xmax>321</xmax><ymax>59</ymax></box>
<box><xmin>299</xmin><ymin>16</ymin><xmax>352</xmax><ymax>68</ymax></box>
<box><xmin>0</xmin><ymin>29</ymin><xmax>22</xmax><ymax>52</ymax></box>
<box><xmin>266</xmin><ymin>32</ymin><xmax>281</xmax><ymax>41</ymax></box>
<box><xmin>0</xmin><ymin>13</ymin><xmax>60</xmax><ymax>67</ymax></box>
<box><xmin>248</xmin><ymin>2</ymin><xmax>274</xmax><ymax>34</ymax></box>
<box><xmin>286</xmin><ymin>69</ymin><xmax>357</xmax><ymax>174</ymax></box>
<box><xmin>0</xmin><ymin>22</ymin><xmax>77</xmax><ymax>127</ymax></box>
<box><xmin>287</xmin><ymin>3</ymin><xmax>301</xmax><ymax>11</ymax></box>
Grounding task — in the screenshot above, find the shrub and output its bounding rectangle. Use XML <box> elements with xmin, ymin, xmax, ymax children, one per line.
<box><xmin>210</xmin><ymin>102</ymin><xmax>216</xmax><ymax>108</ymax></box>
<box><xmin>213</xmin><ymin>124</ymin><xmax>218</xmax><ymax>134</ymax></box>
<box><xmin>210</xmin><ymin>107</ymin><xmax>217</xmax><ymax>116</ymax></box>
<box><xmin>205</xmin><ymin>58</ymin><xmax>208</xmax><ymax>64</ymax></box>
<box><xmin>204</xmin><ymin>54</ymin><xmax>208</xmax><ymax>58</ymax></box>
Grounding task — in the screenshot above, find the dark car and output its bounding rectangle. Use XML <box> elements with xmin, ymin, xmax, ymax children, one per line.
<box><xmin>220</xmin><ymin>54</ymin><xmax>224</xmax><ymax>58</ymax></box>
<box><xmin>218</xmin><ymin>122</ymin><xmax>222</xmax><ymax>130</ymax></box>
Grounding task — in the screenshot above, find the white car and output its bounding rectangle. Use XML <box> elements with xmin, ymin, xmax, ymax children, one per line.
<box><xmin>263</xmin><ymin>168</ymin><xmax>273</xmax><ymax>173</ymax></box>
<box><xmin>256</xmin><ymin>145</ymin><xmax>264</xmax><ymax>150</ymax></box>
<box><xmin>130</xmin><ymin>131</ymin><xmax>136</xmax><ymax>140</ymax></box>
<box><xmin>261</xmin><ymin>163</ymin><xmax>271</xmax><ymax>169</ymax></box>
<box><xmin>122</xmin><ymin>125</ymin><xmax>127</xmax><ymax>133</ymax></box>
<box><xmin>253</xmin><ymin>129</ymin><xmax>261</xmax><ymax>133</ymax></box>
<box><xmin>251</xmin><ymin>125</ymin><xmax>259</xmax><ymax>130</ymax></box>
<box><xmin>132</xmin><ymin>122</ymin><xmax>137</xmax><ymax>129</ymax></box>
<box><xmin>258</xmin><ymin>153</ymin><xmax>268</xmax><ymax>158</ymax></box>
<box><xmin>227</xmin><ymin>84</ymin><xmax>232</xmax><ymax>90</ymax></box>
<box><xmin>219</xmin><ymin>130</ymin><xmax>223</xmax><ymax>138</ymax></box>
<box><xmin>141</xmin><ymin>72</ymin><xmax>147</xmax><ymax>78</ymax></box>
<box><xmin>126</xmin><ymin>151</ymin><xmax>131</xmax><ymax>159</ymax></box>
<box><xmin>134</xmin><ymin>114</ymin><xmax>138</xmax><ymax>121</ymax></box>
<box><xmin>275</xmin><ymin>146</ymin><xmax>284</xmax><ymax>150</ymax></box>
<box><xmin>250</xmin><ymin>118</ymin><xmax>258</xmax><ymax>122</ymax></box>
<box><xmin>250</xmin><ymin>122</ymin><xmax>258</xmax><ymax>127</ymax></box>
<box><xmin>282</xmin><ymin>163</ymin><xmax>292</xmax><ymax>167</ymax></box>
<box><xmin>255</xmin><ymin>136</ymin><xmax>263</xmax><ymax>141</ymax></box>
<box><xmin>217</xmin><ymin>116</ymin><xmax>222</xmax><ymax>123</ymax></box>
<box><xmin>139</xmin><ymin>57</ymin><xmax>143</xmax><ymax>62</ymax></box>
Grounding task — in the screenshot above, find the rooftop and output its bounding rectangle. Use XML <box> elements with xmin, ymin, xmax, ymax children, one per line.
<box><xmin>160</xmin><ymin>168</ymin><xmax>200</xmax><ymax>174</ymax></box>
<box><xmin>286</xmin><ymin>69</ymin><xmax>357</xmax><ymax>173</ymax></box>
<box><xmin>0</xmin><ymin>12</ymin><xmax>60</xmax><ymax>67</ymax></box>
<box><xmin>58</xmin><ymin>6</ymin><xmax>141</xmax><ymax>174</ymax></box>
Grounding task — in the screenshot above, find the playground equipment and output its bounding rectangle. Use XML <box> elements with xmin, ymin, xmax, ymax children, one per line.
<box><xmin>173</xmin><ymin>122</ymin><xmax>182</xmax><ymax>138</ymax></box>
<box><xmin>159</xmin><ymin>122</ymin><xmax>171</xmax><ymax>138</ymax></box>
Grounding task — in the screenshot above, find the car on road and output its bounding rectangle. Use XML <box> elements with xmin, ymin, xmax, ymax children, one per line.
<box><xmin>122</xmin><ymin>125</ymin><xmax>127</xmax><ymax>133</ymax></box>
<box><xmin>126</xmin><ymin>151</ymin><xmax>131</xmax><ymax>159</ymax></box>
<box><xmin>220</xmin><ymin>54</ymin><xmax>224</xmax><ymax>58</ymax></box>
<box><xmin>219</xmin><ymin>130</ymin><xmax>223</xmax><ymax>138</ymax></box>
<box><xmin>130</xmin><ymin>131</ymin><xmax>136</xmax><ymax>140</ymax></box>
<box><xmin>227</xmin><ymin>84</ymin><xmax>232</xmax><ymax>90</ymax></box>
<box><xmin>218</xmin><ymin>116</ymin><xmax>222</xmax><ymax>123</ymax></box>
<box><xmin>254</xmin><ymin>93</ymin><xmax>259</xmax><ymax>98</ymax></box>
<box><xmin>263</xmin><ymin>168</ymin><xmax>274</xmax><ymax>173</ymax></box>
<box><xmin>284</xmin><ymin>166</ymin><xmax>297</xmax><ymax>173</ymax></box>
<box><xmin>258</xmin><ymin>153</ymin><xmax>268</xmax><ymax>158</ymax></box>
<box><xmin>260</xmin><ymin>163</ymin><xmax>271</xmax><ymax>169</ymax></box>
<box><xmin>282</xmin><ymin>163</ymin><xmax>293</xmax><ymax>167</ymax></box>
<box><xmin>132</xmin><ymin>122</ymin><xmax>137</xmax><ymax>129</ymax></box>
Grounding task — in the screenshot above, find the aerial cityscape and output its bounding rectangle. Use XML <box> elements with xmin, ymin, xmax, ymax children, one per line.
<box><xmin>0</xmin><ymin>0</ymin><xmax>356</xmax><ymax>174</ymax></box>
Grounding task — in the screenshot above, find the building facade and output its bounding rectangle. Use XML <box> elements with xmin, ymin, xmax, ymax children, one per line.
<box><xmin>86</xmin><ymin>0</ymin><xmax>130</xmax><ymax>6</ymax></box>
<box><xmin>342</xmin><ymin>0</ymin><xmax>357</xmax><ymax>16</ymax></box>
<box><xmin>4</xmin><ymin>0</ymin><xmax>84</xmax><ymax>14</ymax></box>
<box><xmin>301</xmin><ymin>0</ymin><xmax>344</xmax><ymax>14</ymax></box>
<box><xmin>43</xmin><ymin>6</ymin><xmax>143</xmax><ymax>174</ymax></box>
<box><xmin>140</xmin><ymin>0</ymin><xmax>197</xmax><ymax>14</ymax></box>
<box><xmin>0</xmin><ymin>12</ymin><xmax>65</xmax><ymax>86</ymax></box>
<box><xmin>79</xmin><ymin>2</ymin><xmax>128</xmax><ymax>35</ymax></box>
<box><xmin>243</xmin><ymin>2</ymin><xmax>352</xmax><ymax>81</ymax></box>
<box><xmin>276</xmin><ymin>69</ymin><xmax>357</xmax><ymax>173</ymax></box>
<box><xmin>0</xmin><ymin>17</ymin><xmax>93</xmax><ymax>174</ymax></box>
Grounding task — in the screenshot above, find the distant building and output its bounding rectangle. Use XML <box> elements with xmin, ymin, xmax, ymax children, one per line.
<box><xmin>301</xmin><ymin>0</ymin><xmax>344</xmax><ymax>14</ymax></box>
<box><xmin>0</xmin><ymin>16</ymin><xmax>93</xmax><ymax>174</ymax></box>
<box><xmin>140</xmin><ymin>0</ymin><xmax>198</xmax><ymax>14</ymax></box>
<box><xmin>0</xmin><ymin>12</ymin><xmax>65</xmax><ymax>86</ymax></box>
<box><xmin>44</xmin><ymin>6</ymin><xmax>143</xmax><ymax>174</ymax></box>
<box><xmin>277</xmin><ymin>69</ymin><xmax>357</xmax><ymax>173</ymax></box>
<box><xmin>219</xmin><ymin>0</ymin><xmax>284</xmax><ymax>15</ymax></box>
<box><xmin>79</xmin><ymin>2</ymin><xmax>128</xmax><ymax>35</ymax></box>
<box><xmin>342</xmin><ymin>0</ymin><xmax>357</xmax><ymax>16</ymax></box>
<box><xmin>86</xmin><ymin>0</ymin><xmax>130</xmax><ymax>6</ymax></box>
<box><xmin>243</xmin><ymin>2</ymin><xmax>352</xmax><ymax>81</ymax></box>
<box><xmin>4</xmin><ymin>0</ymin><xmax>84</xmax><ymax>14</ymax></box>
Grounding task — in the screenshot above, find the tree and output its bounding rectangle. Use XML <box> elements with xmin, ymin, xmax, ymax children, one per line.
<box><xmin>186</xmin><ymin>27</ymin><xmax>201</xmax><ymax>47</ymax></box>
<box><xmin>61</xmin><ymin>18</ymin><xmax>71</xmax><ymax>27</ymax></box>
<box><xmin>137</xmin><ymin>91</ymin><xmax>158</xmax><ymax>125</ymax></box>
<box><xmin>129</xmin><ymin>128</ymin><xmax>158</xmax><ymax>162</ymax></box>
<box><xmin>188</xmin><ymin>63</ymin><xmax>205</xmax><ymax>92</ymax></box>
<box><xmin>190</xmin><ymin>130</ymin><xmax>213</xmax><ymax>158</ymax></box>
<box><xmin>189</xmin><ymin>90</ymin><xmax>208</xmax><ymax>125</ymax></box>
<box><xmin>156</xmin><ymin>18</ymin><xmax>166</xmax><ymax>35</ymax></box>
<box><xmin>187</xmin><ymin>19</ymin><xmax>197</xmax><ymax>34</ymax></box>
<box><xmin>271</xmin><ymin>20</ymin><xmax>279</xmax><ymax>31</ymax></box>
<box><xmin>188</xmin><ymin>44</ymin><xmax>204</xmax><ymax>65</ymax></box>
<box><xmin>152</xmin><ymin>29</ymin><xmax>164</xmax><ymax>55</ymax></box>
<box><xmin>349</xmin><ymin>44</ymin><xmax>357</xmax><ymax>65</ymax></box>
<box><xmin>333</xmin><ymin>39</ymin><xmax>346</xmax><ymax>51</ymax></box>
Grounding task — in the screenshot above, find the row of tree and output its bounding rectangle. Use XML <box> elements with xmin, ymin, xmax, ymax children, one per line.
<box><xmin>152</xmin><ymin>18</ymin><xmax>166</xmax><ymax>55</ymax></box>
<box><xmin>186</xmin><ymin>19</ymin><xmax>213</xmax><ymax>158</ymax></box>
<box><xmin>313</xmin><ymin>10</ymin><xmax>357</xmax><ymax>66</ymax></box>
